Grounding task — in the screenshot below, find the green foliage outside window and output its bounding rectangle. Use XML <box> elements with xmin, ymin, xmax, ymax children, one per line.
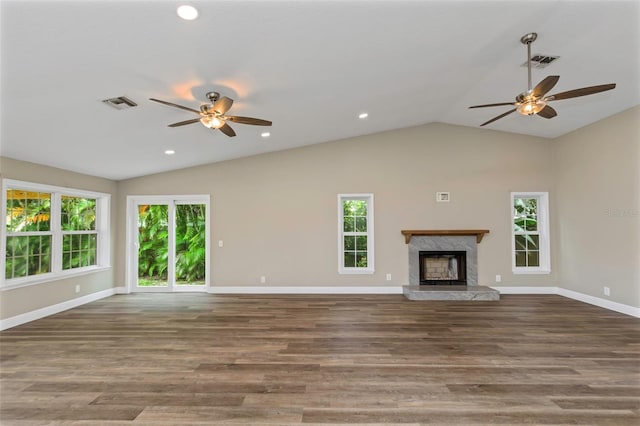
<box><xmin>61</xmin><ymin>196</ymin><xmax>97</xmax><ymax>271</ymax></box>
<box><xmin>5</xmin><ymin>191</ymin><xmax>98</xmax><ymax>279</ymax></box>
<box><xmin>5</xmin><ymin>191</ymin><xmax>52</xmax><ymax>279</ymax></box>
<box><xmin>342</xmin><ymin>200</ymin><xmax>368</xmax><ymax>268</ymax></box>
<box><xmin>62</xmin><ymin>196</ymin><xmax>96</xmax><ymax>231</ymax></box>
<box><xmin>175</xmin><ymin>204</ymin><xmax>206</xmax><ymax>283</ymax></box>
<box><xmin>137</xmin><ymin>205</ymin><xmax>169</xmax><ymax>282</ymax></box>
<box><xmin>513</xmin><ymin>197</ymin><xmax>540</xmax><ymax>267</ymax></box>
<box><xmin>137</xmin><ymin>204</ymin><xmax>206</xmax><ymax>285</ymax></box>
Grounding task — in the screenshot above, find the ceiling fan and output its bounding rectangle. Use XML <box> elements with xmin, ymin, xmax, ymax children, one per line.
<box><xmin>469</xmin><ymin>32</ymin><xmax>616</xmax><ymax>127</ymax></box>
<box><xmin>149</xmin><ymin>91</ymin><xmax>272</xmax><ymax>137</ymax></box>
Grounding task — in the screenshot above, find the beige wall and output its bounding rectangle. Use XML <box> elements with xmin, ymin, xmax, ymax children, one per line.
<box><xmin>116</xmin><ymin>123</ymin><xmax>557</xmax><ymax>289</ymax></box>
<box><xmin>0</xmin><ymin>158</ymin><xmax>118</xmax><ymax>319</ymax></box>
<box><xmin>2</xmin><ymin>108</ymin><xmax>637</xmax><ymax>320</ymax></box>
<box><xmin>554</xmin><ymin>106</ymin><xmax>640</xmax><ymax>307</ymax></box>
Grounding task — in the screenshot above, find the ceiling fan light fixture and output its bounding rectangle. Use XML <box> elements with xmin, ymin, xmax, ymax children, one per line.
<box><xmin>517</xmin><ymin>99</ymin><xmax>546</xmax><ymax>116</ymax></box>
<box><xmin>177</xmin><ymin>5</ymin><xmax>198</xmax><ymax>20</ymax></box>
<box><xmin>200</xmin><ymin>115</ymin><xmax>225</xmax><ymax>129</ymax></box>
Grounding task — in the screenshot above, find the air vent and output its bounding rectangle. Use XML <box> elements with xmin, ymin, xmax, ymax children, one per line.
<box><xmin>102</xmin><ymin>96</ymin><xmax>137</xmax><ymax>110</ymax></box>
<box><xmin>521</xmin><ymin>54</ymin><xmax>560</xmax><ymax>69</ymax></box>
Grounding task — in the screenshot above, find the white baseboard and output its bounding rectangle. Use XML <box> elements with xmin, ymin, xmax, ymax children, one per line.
<box><xmin>0</xmin><ymin>288</ymin><xmax>115</xmax><ymax>331</ymax></box>
<box><xmin>557</xmin><ymin>287</ymin><xmax>640</xmax><ymax>318</ymax></box>
<box><xmin>114</xmin><ymin>286</ymin><xmax>129</xmax><ymax>294</ymax></box>
<box><xmin>209</xmin><ymin>286</ymin><xmax>404</xmax><ymax>294</ymax></box>
<box><xmin>492</xmin><ymin>285</ymin><xmax>639</xmax><ymax>318</ymax></box>
<box><xmin>491</xmin><ymin>286</ymin><xmax>559</xmax><ymax>294</ymax></box>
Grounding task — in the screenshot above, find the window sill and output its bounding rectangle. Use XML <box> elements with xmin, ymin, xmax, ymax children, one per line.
<box><xmin>512</xmin><ymin>268</ymin><xmax>551</xmax><ymax>275</ymax></box>
<box><xmin>1</xmin><ymin>266</ymin><xmax>111</xmax><ymax>291</ymax></box>
<box><xmin>338</xmin><ymin>268</ymin><xmax>375</xmax><ymax>275</ymax></box>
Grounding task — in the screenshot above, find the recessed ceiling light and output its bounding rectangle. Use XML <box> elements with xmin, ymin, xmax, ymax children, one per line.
<box><xmin>177</xmin><ymin>5</ymin><xmax>198</xmax><ymax>20</ymax></box>
<box><xmin>358</xmin><ymin>112</ymin><xmax>369</xmax><ymax>119</ymax></box>
<box><xmin>261</xmin><ymin>132</ymin><xmax>271</xmax><ymax>138</ymax></box>
<box><xmin>164</xmin><ymin>149</ymin><xmax>175</xmax><ymax>155</ymax></box>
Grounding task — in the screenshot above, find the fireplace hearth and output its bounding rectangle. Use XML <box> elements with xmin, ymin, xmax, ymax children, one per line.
<box><xmin>420</xmin><ymin>251</ymin><xmax>466</xmax><ymax>285</ymax></box>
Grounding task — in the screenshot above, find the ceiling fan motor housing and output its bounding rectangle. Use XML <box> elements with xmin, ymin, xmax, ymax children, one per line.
<box><xmin>206</xmin><ymin>91</ymin><xmax>220</xmax><ymax>102</ymax></box>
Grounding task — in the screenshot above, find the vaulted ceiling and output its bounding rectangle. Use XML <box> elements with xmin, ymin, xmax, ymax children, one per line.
<box><xmin>1</xmin><ymin>0</ymin><xmax>638</xmax><ymax>180</ymax></box>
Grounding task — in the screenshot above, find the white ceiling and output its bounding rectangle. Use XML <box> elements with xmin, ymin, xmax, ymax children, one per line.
<box><xmin>1</xmin><ymin>0</ymin><xmax>638</xmax><ymax>180</ymax></box>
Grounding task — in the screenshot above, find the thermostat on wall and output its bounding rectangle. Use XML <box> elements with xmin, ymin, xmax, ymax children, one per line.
<box><xmin>436</xmin><ymin>192</ymin><xmax>450</xmax><ymax>202</ymax></box>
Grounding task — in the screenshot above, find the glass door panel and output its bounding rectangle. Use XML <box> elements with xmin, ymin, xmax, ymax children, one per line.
<box><xmin>137</xmin><ymin>204</ymin><xmax>169</xmax><ymax>288</ymax></box>
<box><xmin>175</xmin><ymin>204</ymin><xmax>206</xmax><ymax>287</ymax></box>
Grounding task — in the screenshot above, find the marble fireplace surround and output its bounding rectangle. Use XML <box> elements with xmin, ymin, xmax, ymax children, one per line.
<box><xmin>402</xmin><ymin>230</ymin><xmax>490</xmax><ymax>286</ymax></box>
<box><xmin>401</xmin><ymin>230</ymin><xmax>498</xmax><ymax>301</ymax></box>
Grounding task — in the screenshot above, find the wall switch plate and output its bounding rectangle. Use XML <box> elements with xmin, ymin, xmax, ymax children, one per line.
<box><xmin>495</xmin><ymin>275</ymin><xmax>502</xmax><ymax>283</ymax></box>
<box><xmin>386</xmin><ymin>273</ymin><xmax>392</xmax><ymax>281</ymax></box>
<box><xmin>260</xmin><ymin>276</ymin><xmax>266</xmax><ymax>284</ymax></box>
<box><xmin>604</xmin><ymin>286</ymin><xmax>610</xmax><ymax>296</ymax></box>
<box><xmin>218</xmin><ymin>240</ymin><xmax>223</xmax><ymax>247</ymax></box>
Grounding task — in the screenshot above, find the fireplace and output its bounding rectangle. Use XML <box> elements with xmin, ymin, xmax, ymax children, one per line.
<box><xmin>403</xmin><ymin>230</ymin><xmax>496</xmax><ymax>299</ymax></box>
<box><xmin>419</xmin><ymin>251</ymin><xmax>467</xmax><ymax>285</ymax></box>
<box><xmin>405</xmin><ymin>232</ymin><xmax>484</xmax><ymax>287</ymax></box>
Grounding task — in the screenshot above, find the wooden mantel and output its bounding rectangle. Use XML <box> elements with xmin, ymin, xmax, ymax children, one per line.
<box><xmin>401</xmin><ymin>229</ymin><xmax>490</xmax><ymax>244</ymax></box>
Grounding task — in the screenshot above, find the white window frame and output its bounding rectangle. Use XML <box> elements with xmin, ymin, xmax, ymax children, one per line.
<box><xmin>1</xmin><ymin>179</ymin><xmax>111</xmax><ymax>290</ymax></box>
<box><xmin>511</xmin><ymin>192</ymin><xmax>550</xmax><ymax>274</ymax></box>
<box><xmin>338</xmin><ymin>193</ymin><xmax>374</xmax><ymax>274</ymax></box>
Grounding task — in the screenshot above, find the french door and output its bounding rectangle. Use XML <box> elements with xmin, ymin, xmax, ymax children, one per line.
<box><xmin>127</xmin><ymin>196</ymin><xmax>209</xmax><ymax>292</ymax></box>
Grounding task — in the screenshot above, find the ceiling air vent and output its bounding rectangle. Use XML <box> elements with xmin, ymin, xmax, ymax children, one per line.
<box><xmin>521</xmin><ymin>54</ymin><xmax>560</xmax><ymax>69</ymax></box>
<box><xmin>102</xmin><ymin>96</ymin><xmax>137</xmax><ymax>110</ymax></box>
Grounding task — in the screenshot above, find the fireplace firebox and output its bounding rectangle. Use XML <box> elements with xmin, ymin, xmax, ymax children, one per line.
<box><xmin>419</xmin><ymin>251</ymin><xmax>467</xmax><ymax>285</ymax></box>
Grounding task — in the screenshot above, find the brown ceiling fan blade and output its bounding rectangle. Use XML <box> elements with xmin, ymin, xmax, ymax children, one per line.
<box><xmin>480</xmin><ymin>108</ymin><xmax>517</xmax><ymax>127</ymax></box>
<box><xmin>536</xmin><ymin>105</ymin><xmax>557</xmax><ymax>119</ymax></box>
<box><xmin>213</xmin><ymin>96</ymin><xmax>234</xmax><ymax>115</ymax></box>
<box><xmin>218</xmin><ymin>122</ymin><xmax>236</xmax><ymax>137</ymax></box>
<box><xmin>546</xmin><ymin>83</ymin><xmax>616</xmax><ymax>101</ymax></box>
<box><xmin>225</xmin><ymin>116</ymin><xmax>273</xmax><ymax>126</ymax></box>
<box><xmin>168</xmin><ymin>118</ymin><xmax>201</xmax><ymax>127</ymax></box>
<box><xmin>469</xmin><ymin>102</ymin><xmax>515</xmax><ymax>109</ymax></box>
<box><xmin>149</xmin><ymin>98</ymin><xmax>200</xmax><ymax>114</ymax></box>
<box><xmin>532</xmin><ymin>75</ymin><xmax>560</xmax><ymax>98</ymax></box>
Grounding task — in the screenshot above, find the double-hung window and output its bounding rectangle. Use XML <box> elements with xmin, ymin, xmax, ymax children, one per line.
<box><xmin>5</xmin><ymin>189</ymin><xmax>52</xmax><ymax>279</ymax></box>
<box><xmin>511</xmin><ymin>192</ymin><xmax>550</xmax><ymax>274</ymax></box>
<box><xmin>338</xmin><ymin>194</ymin><xmax>374</xmax><ymax>274</ymax></box>
<box><xmin>61</xmin><ymin>196</ymin><xmax>98</xmax><ymax>270</ymax></box>
<box><xmin>2</xmin><ymin>179</ymin><xmax>110</xmax><ymax>288</ymax></box>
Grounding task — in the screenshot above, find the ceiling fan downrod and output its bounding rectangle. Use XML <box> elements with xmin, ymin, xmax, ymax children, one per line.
<box><xmin>521</xmin><ymin>32</ymin><xmax>537</xmax><ymax>93</ymax></box>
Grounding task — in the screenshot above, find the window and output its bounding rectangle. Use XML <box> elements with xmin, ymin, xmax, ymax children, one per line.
<box><xmin>338</xmin><ymin>194</ymin><xmax>374</xmax><ymax>274</ymax></box>
<box><xmin>61</xmin><ymin>196</ymin><xmax>97</xmax><ymax>270</ymax></box>
<box><xmin>511</xmin><ymin>192</ymin><xmax>550</xmax><ymax>274</ymax></box>
<box><xmin>2</xmin><ymin>179</ymin><xmax>110</xmax><ymax>288</ymax></box>
<box><xmin>5</xmin><ymin>190</ymin><xmax>52</xmax><ymax>279</ymax></box>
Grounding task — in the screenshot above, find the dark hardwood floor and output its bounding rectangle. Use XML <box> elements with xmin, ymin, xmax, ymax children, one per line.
<box><xmin>1</xmin><ymin>293</ymin><xmax>639</xmax><ymax>425</ymax></box>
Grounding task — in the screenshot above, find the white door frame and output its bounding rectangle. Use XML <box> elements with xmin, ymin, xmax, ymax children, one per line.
<box><xmin>125</xmin><ymin>195</ymin><xmax>210</xmax><ymax>293</ymax></box>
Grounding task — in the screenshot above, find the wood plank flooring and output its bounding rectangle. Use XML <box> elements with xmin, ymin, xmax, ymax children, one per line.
<box><xmin>1</xmin><ymin>293</ymin><xmax>639</xmax><ymax>425</ymax></box>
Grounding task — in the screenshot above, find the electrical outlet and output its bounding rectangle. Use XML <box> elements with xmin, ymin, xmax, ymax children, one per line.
<box><xmin>75</xmin><ymin>285</ymin><xmax>80</xmax><ymax>293</ymax></box>
<box><xmin>495</xmin><ymin>275</ymin><xmax>502</xmax><ymax>283</ymax></box>
<box><xmin>218</xmin><ymin>240</ymin><xmax>223</xmax><ymax>247</ymax></box>
<box><xmin>260</xmin><ymin>276</ymin><xmax>266</xmax><ymax>284</ymax></box>
<box><xmin>386</xmin><ymin>273</ymin><xmax>392</xmax><ymax>281</ymax></box>
<box><xmin>604</xmin><ymin>286</ymin><xmax>610</xmax><ymax>296</ymax></box>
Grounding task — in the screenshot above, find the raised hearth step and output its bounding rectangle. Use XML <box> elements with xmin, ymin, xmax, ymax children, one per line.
<box><xmin>403</xmin><ymin>285</ymin><xmax>500</xmax><ymax>301</ymax></box>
